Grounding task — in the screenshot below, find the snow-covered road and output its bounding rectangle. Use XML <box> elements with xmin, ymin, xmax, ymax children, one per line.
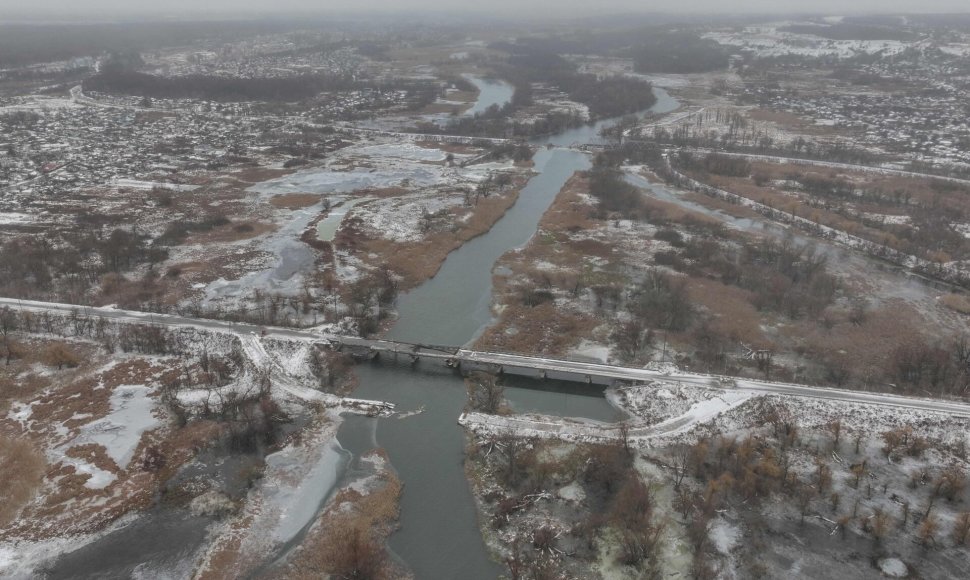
<box><xmin>3</xmin><ymin>297</ymin><xmax>970</xmax><ymax>419</ymax></box>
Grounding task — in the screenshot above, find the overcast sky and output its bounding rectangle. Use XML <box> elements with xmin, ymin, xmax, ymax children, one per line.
<box><xmin>3</xmin><ymin>0</ymin><xmax>969</xmax><ymax>18</ymax></box>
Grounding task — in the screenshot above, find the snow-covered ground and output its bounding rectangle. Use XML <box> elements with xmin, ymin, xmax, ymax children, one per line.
<box><xmin>200</xmin><ymin>137</ymin><xmax>516</xmax><ymax>307</ymax></box>
<box><xmin>51</xmin><ymin>384</ymin><xmax>160</xmax><ymax>489</ymax></box>
<box><xmin>0</xmin><ymin>212</ymin><xmax>33</xmax><ymax>225</ymax></box>
<box><xmin>461</xmin><ymin>385</ymin><xmax>752</xmax><ymax>446</ymax></box>
<box><xmin>0</xmin><ymin>96</ymin><xmax>80</xmax><ymax>112</ymax></box>
<box><xmin>705</xmin><ymin>26</ymin><xmax>910</xmax><ymax>59</ymax></box>
<box><xmin>112</xmin><ymin>179</ymin><xmax>199</xmax><ymax>192</ymax></box>
<box><xmin>194</xmin><ymin>417</ymin><xmax>348</xmax><ymax>576</ymax></box>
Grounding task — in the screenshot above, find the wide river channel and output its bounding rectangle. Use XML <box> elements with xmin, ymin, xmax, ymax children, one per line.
<box><xmin>335</xmin><ymin>87</ymin><xmax>681</xmax><ymax>579</ymax></box>
<box><xmin>41</xmin><ymin>83</ymin><xmax>679</xmax><ymax>579</ymax></box>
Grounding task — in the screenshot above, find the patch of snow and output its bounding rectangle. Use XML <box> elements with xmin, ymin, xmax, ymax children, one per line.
<box><xmin>189</xmin><ymin>491</ymin><xmax>235</xmax><ymax>518</ymax></box>
<box><xmin>354</xmin><ymin>142</ymin><xmax>450</xmax><ymax>163</ymax></box>
<box><xmin>0</xmin><ymin>97</ymin><xmax>79</xmax><ymax>112</ymax></box>
<box><xmin>568</xmin><ymin>340</ymin><xmax>610</xmax><ymax>364</ymax></box>
<box><xmin>262</xmin><ymin>437</ymin><xmax>346</xmax><ymax>544</ymax></box>
<box><xmin>60</xmin><ymin>457</ymin><xmax>116</xmax><ymax>489</ymax></box>
<box><xmin>557</xmin><ymin>482</ymin><xmax>586</xmax><ymax>502</ymax></box>
<box><xmin>113</xmin><ymin>178</ymin><xmax>199</xmax><ymax>192</ymax></box>
<box><xmin>878</xmin><ymin>557</ymin><xmax>907</xmax><ymax>578</ymax></box>
<box><xmin>709</xmin><ymin>518</ymin><xmax>739</xmax><ymax>554</ymax></box>
<box><xmin>60</xmin><ymin>385</ymin><xmax>160</xmax><ymax>471</ymax></box>
<box><xmin>7</xmin><ymin>401</ymin><xmax>34</xmax><ymax>424</ymax></box>
<box><xmin>863</xmin><ymin>212</ymin><xmax>911</xmax><ymax>225</ymax></box>
<box><xmin>0</xmin><ymin>212</ymin><xmax>33</xmax><ymax>225</ymax></box>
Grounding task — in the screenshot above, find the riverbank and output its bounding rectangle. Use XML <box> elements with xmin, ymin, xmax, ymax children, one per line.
<box><xmin>337</xmin><ymin>169</ymin><xmax>533</xmax><ymax>291</ymax></box>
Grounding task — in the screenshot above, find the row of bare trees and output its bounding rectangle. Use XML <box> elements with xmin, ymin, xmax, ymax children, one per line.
<box><xmin>665</xmin><ymin>401</ymin><xmax>970</xmax><ymax>577</ymax></box>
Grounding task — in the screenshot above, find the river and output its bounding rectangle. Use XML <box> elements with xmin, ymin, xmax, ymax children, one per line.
<box><xmin>334</xmin><ymin>87</ymin><xmax>681</xmax><ymax>579</ymax></box>
<box><xmin>349</xmin><ymin>79</ymin><xmax>952</xmax><ymax>579</ymax></box>
<box><xmin>462</xmin><ymin>75</ymin><xmax>515</xmax><ymax>117</ymax></box>
<box><xmin>39</xmin><ymin>83</ymin><xmax>679</xmax><ymax>579</ymax></box>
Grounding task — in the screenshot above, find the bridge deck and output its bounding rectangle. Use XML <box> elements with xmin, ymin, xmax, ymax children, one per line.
<box><xmin>326</xmin><ymin>335</ymin><xmax>970</xmax><ymax>418</ymax></box>
<box><xmin>4</xmin><ymin>298</ymin><xmax>970</xmax><ymax>418</ymax></box>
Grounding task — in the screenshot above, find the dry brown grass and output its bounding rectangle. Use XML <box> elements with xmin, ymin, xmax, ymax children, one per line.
<box><xmin>686</xmin><ymin>277</ymin><xmax>768</xmax><ymax>346</ymax></box>
<box><xmin>357</xmin><ymin>186</ymin><xmax>409</xmax><ymax>199</ymax></box>
<box><xmin>474</xmin><ymin>173</ymin><xmax>614</xmax><ymax>356</ymax></box>
<box><xmin>268</xmin><ymin>193</ymin><xmax>322</xmax><ymax>209</ymax></box>
<box><xmin>539</xmin><ymin>174</ymin><xmax>599</xmax><ymax>232</ymax></box>
<box><xmin>28</xmin><ymin>358</ymin><xmax>158</xmax><ymax>431</ymax></box>
<box><xmin>792</xmin><ymin>301</ymin><xmax>925</xmax><ymax>375</ymax></box>
<box><xmin>350</xmin><ymin>187</ymin><xmax>523</xmax><ymax>289</ymax></box>
<box><xmin>230</xmin><ymin>167</ymin><xmax>292</xmax><ymax>184</ymax></box>
<box><xmin>476</xmin><ymin>302</ymin><xmax>599</xmax><ymax>356</ymax></box>
<box><xmin>694</xmin><ymin>169</ymin><xmax>906</xmax><ymax>249</ymax></box>
<box><xmin>0</xmin><ymin>346</ymin><xmax>55</xmax><ymax>418</ymax></box>
<box><xmin>0</xmin><ymin>357</ymin><xmax>191</xmax><ymax>536</ymax></box>
<box><xmin>0</xmin><ymin>436</ymin><xmax>45</xmax><ymax>527</ymax></box>
<box><xmin>194</xmin><ymin>514</ymin><xmax>257</xmax><ymax>580</ymax></box>
<box><xmin>941</xmin><ymin>293</ymin><xmax>970</xmax><ymax>316</ymax></box>
<box><xmin>680</xmin><ymin>190</ymin><xmax>761</xmax><ymax>221</ymax></box>
<box><xmin>632</xmin><ymin>186</ymin><xmax>725</xmax><ymax>227</ymax></box>
<box><xmin>274</xmin><ymin>449</ymin><xmax>403</xmax><ymax>580</ymax></box>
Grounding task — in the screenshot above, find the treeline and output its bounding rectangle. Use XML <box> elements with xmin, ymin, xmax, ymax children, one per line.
<box><xmin>0</xmin><ymin>230</ymin><xmax>167</xmax><ymax>303</ymax></box>
<box><xmin>670</xmin><ymin>402</ymin><xmax>970</xmax><ymax>577</ymax></box>
<box><xmin>677</xmin><ymin>152</ymin><xmax>751</xmax><ymax>178</ymax></box>
<box><xmin>627</xmin><ymin>31</ymin><xmax>729</xmax><ymax>74</ymax></box>
<box><xmin>429</xmin><ymin>40</ymin><xmax>658</xmax><ymax>138</ymax></box>
<box><xmin>0</xmin><ymin>20</ymin><xmax>299</xmax><ymax>67</ymax></box>
<box><xmin>498</xmin><ymin>42</ymin><xmax>658</xmax><ymax>120</ymax></box>
<box><xmin>431</xmin><ymin>108</ymin><xmax>586</xmax><ymax>139</ymax></box>
<box><xmin>470</xmin><ymin>432</ymin><xmax>664</xmax><ymax>577</ymax></box>
<box><xmin>649</xmin><ymin>124</ymin><xmax>879</xmax><ymax>165</ymax></box>
<box><xmin>779</xmin><ymin>23</ymin><xmax>918</xmax><ymax>42</ymax></box>
<box><xmin>587</xmin><ymin>166</ymin><xmax>652</xmax><ymax>220</ymax></box>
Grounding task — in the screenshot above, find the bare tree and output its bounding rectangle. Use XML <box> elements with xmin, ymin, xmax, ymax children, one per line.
<box><xmin>827</xmin><ymin>420</ymin><xmax>842</xmax><ymax>450</ymax></box>
<box><xmin>492</xmin><ymin>431</ymin><xmax>532</xmax><ymax>487</ymax></box>
<box><xmin>467</xmin><ymin>371</ymin><xmax>505</xmax><ymax>414</ymax></box>
<box><xmin>43</xmin><ymin>342</ymin><xmax>81</xmax><ymax>370</ymax></box>
<box><xmin>670</xmin><ymin>444</ymin><xmax>691</xmax><ymax>490</ymax></box>
<box><xmin>918</xmin><ymin>514</ymin><xmax>939</xmax><ymax>548</ymax></box>
<box><xmin>953</xmin><ymin>512</ymin><xmax>970</xmax><ymax>546</ymax></box>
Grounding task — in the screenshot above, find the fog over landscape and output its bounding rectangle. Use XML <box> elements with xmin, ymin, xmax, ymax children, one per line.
<box><xmin>3</xmin><ymin>0</ymin><xmax>970</xmax><ymax>18</ymax></box>
<box><xmin>5</xmin><ymin>2</ymin><xmax>970</xmax><ymax>579</ymax></box>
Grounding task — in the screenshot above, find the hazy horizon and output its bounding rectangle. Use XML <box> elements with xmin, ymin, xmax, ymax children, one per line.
<box><xmin>3</xmin><ymin>0</ymin><xmax>970</xmax><ymax>21</ymax></box>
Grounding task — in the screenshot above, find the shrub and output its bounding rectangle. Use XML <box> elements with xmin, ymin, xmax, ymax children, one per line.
<box><xmin>42</xmin><ymin>341</ymin><xmax>81</xmax><ymax>369</ymax></box>
<box><xmin>0</xmin><ymin>436</ymin><xmax>45</xmax><ymax>526</ymax></box>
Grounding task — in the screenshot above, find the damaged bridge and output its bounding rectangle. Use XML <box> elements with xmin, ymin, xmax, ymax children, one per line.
<box><xmin>326</xmin><ymin>336</ymin><xmax>645</xmax><ymax>387</ymax></box>
<box><xmin>4</xmin><ymin>298</ymin><xmax>970</xmax><ymax>418</ymax></box>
